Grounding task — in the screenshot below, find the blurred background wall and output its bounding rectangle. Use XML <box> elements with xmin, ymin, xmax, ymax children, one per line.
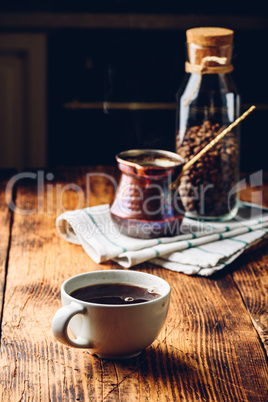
<box><xmin>0</xmin><ymin>1</ymin><xmax>267</xmax><ymax>173</ymax></box>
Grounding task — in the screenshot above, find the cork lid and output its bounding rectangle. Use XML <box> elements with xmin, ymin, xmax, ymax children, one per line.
<box><xmin>186</xmin><ymin>27</ymin><xmax>234</xmax><ymax>47</ymax></box>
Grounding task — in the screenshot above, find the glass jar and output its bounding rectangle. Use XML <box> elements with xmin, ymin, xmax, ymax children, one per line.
<box><xmin>175</xmin><ymin>27</ymin><xmax>241</xmax><ymax>220</ymax></box>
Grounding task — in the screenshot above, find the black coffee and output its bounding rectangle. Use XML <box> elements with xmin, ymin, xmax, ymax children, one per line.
<box><xmin>70</xmin><ymin>283</ymin><xmax>161</xmax><ymax>305</ymax></box>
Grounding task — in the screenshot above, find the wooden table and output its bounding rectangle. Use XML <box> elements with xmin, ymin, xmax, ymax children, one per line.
<box><xmin>0</xmin><ymin>166</ymin><xmax>267</xmax><ymax>401</ymax></box>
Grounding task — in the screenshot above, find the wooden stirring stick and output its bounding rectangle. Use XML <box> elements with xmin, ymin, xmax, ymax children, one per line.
<box><xmin>170</xmin><ymin>105</ymin><xmax>256</xmax><ymax>190</ymax></box>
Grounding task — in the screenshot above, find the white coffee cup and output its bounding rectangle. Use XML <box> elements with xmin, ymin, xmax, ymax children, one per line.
<box><xmin>52</xmin><ymin>270</ymin><xmax>171</xmax><ymax>359</ymax></box>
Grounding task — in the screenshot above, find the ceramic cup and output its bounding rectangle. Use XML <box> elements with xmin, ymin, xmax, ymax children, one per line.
<box><xmin>52</xmin><ymin>270</ymin><xmax>171</xmax><ymax>359</ymax></box>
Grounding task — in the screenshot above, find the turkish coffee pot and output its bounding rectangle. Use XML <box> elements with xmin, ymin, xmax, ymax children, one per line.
<box><xmin>110</xmin><ymin>149</ymin><xmax>185</xmax><ymax>239</ymax></box>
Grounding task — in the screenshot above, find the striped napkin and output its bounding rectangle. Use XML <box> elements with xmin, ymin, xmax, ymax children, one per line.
<box><xmin>56</xmin><ymin>202</ymin><xmax>268</xmax><ymax>276</ymax></box>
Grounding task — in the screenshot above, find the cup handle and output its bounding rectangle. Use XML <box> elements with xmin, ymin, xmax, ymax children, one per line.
<box><xmin>52</xmin><ymin>302</ymin><xmax>92</xmax><ymax>348</ymax></box>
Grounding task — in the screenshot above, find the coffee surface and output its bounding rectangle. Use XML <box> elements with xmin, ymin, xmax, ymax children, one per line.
<box><xmin>125</xmin><ymin>154</ymin><xmax>180</xmax><ymax>167</ymax></box>
<box><xmin>70</xmin><ymin>283</ymin><xmax>161</xmax><ymax>305</ymax></box>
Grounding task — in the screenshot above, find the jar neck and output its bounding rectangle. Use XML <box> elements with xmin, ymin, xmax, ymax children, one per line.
<box><xmin>186</xmin><ymin>43</ymin><xmax>233</xmax><ymax>67</ymax></box>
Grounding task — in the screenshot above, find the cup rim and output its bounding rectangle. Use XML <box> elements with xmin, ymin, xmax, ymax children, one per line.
<box><xmin>61</xmin><ymin>269</ymin><xmax>171</xmax><ymax>308</ymax></box>
<box><xmin>116</xmin><ymin>149</ymin><xmax>185</xmax><ymax>170</ymax></box>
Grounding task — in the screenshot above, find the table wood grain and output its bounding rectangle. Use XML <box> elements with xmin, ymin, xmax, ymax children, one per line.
<box><xmin>0</xmin><ymin>167</ymin><xmax>267</xmax><ymax>401</ymax></box>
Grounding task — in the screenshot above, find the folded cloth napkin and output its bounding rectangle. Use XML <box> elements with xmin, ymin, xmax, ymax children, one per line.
<box><xmin>56</xmin><ymin>202</ymin><xmax>268</xmax><ymax>276</ymax></box>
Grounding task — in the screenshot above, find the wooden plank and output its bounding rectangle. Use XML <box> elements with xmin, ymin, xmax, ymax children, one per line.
<box><xmin>0</xmin><ymin>167</ymin><xmax>268</xmax><ymax>401</ymax></box>
<box><xmin>0</xmin><ymin>13</ymin><xmax>268</xmax><ymax>31</ymax></box>
<box><xmin>63</xmin><ymin>102</ymin><xmax>268</xmax><ymax>111</ymax></box>
<box><xmin>232</xmin><ymin>174</ymin><xmax>268</xmax><ymax>356</ymax></box>
<box><xmin>232</xmin><ymin>250</ymin><xmax>268</xmax><ymax>357</ymax></box>
<box><xmin>107</xmin><ymin>267</ymin><xmax>268</xmax><ymax>402</ymax></box>
<box><xmin>0</xmin><ymin>167</ymin><xmax>124</xmax><ymax>401</ymax></box>
<box><xmin>0</xmin><ymin>170</ymin><xmax>15</xmax><ymax>324</ymax></box>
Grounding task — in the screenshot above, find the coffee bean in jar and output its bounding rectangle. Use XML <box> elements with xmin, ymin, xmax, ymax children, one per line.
<box><xmin>176</xmin><ymin>121</ymin><xmax>239</xmax><ymax>218</ymax></box>
<box><xmin>175</xmin><ymin>27</ymin><xmax>241</xmax><ymax>220</ymax></box>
